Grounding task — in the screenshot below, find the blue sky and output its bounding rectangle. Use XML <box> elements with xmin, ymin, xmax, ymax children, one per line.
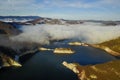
<box><xmin>0</xmin><ymin>0</ymin><xmax>120</xmax><ymax>20</ymax></box>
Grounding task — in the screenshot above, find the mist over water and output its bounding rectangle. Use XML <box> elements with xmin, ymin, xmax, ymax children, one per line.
<box><xmin>10</xmin><ymin>23</ymin><xmax>120</xmax><ymax>44</ymax></box>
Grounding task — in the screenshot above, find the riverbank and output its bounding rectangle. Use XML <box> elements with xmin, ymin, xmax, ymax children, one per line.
<box><xmin>63</xmin><ymin>37</ymin><xmax>120</xmax><ymax>80</ymax></box>
<box><xmin>68</xmin><ymin>37</ymin><xmax>120</xmax><ymax>56</ymax></box>
<box><xmin>89</xmin><ymin>44</ymin><xmax>120</xmax><ymax>56</ymax></box>
<box><xmin>88</xmin><ymin>37</ymin><xmax>120</xmax><ymax>56</ymax></box>
<box><xmin>0</xmin><ymin>46</ymin><xmax>39</xmax><ymax>69</ymax></box>
<box><xmin>63</xmin><ymin>60</ymin><xmax>120</xmax><ymax>80</ymax></box>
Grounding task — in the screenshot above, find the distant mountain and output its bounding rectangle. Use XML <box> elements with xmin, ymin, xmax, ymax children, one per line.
<box><xmin>0</xmin><ymin>16</ymin><xmax>40</xmax><ymax>19</ymax></box>
<box><xmin>0</xmin><ymin>16</ymin><xmax>40</xmax><ymax>22</ymax></box>
<box><xmin>0</xmin><ymin>21</ymin><xmax>21</xmax><ymax>35</ymax></box>
<box><xmin>0</xmin><ymin>16</ymin><xmax>120</xmax><ymax>25</ymax></box>
<box><xmin>24</xmin><ymin>17</ymin><xmax>120</xmax><ymax>25</ymax></box>
<box><xmin>24</xmin><ymin>17</ymin><xmax>84</xmax><ymax>25</ymax></box>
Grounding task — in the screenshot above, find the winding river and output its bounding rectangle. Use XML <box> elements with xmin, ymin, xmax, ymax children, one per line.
<box><xmin>0</xmin><ymin>43</ymin><xmax>116</xmax><ymax>80</ymax></box>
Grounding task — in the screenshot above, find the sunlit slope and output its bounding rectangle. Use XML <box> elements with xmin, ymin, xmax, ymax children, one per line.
<box><xmin>76</xmin><ymin>60</ymin><xmax>120</xmax><ymax>80</ymax></box>
<box><xmin>99</xmin><ymin>37</ymin><xmax>120</xmax><ymax>53</ymax></box>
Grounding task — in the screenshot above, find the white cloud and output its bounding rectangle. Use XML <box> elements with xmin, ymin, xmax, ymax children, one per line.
<box><xmin>10</xmin><ymin>24</ymin><xmax>120</xmax><ymax>44</ymax></box>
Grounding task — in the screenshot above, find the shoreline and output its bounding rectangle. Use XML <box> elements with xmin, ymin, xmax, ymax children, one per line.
<box><xmin>68</xmin><ymin>41</ymin><xmax>120</xmax><ymax>57</ymax></box>
<box><xmin>63</xmin><ymin>39</ymin><xmax>120</xmax><ymax>80</ymax></box>
<box><xmin>88</xmin><ymin>44</ymin><xmax>120</xmax><ymax>56</ymax></box>
<box><xmin>62</xmin><ymin>60</ymin><xmax>120</xmax><ymax>80</ymax></box>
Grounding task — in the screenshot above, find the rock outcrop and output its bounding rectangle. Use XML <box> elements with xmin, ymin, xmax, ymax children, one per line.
<box><xmin>0</xmin><ymin>46</ymin><xmax>22</xmax><ymax>68</ymax></box>
<box><xmin>68</xmin><ymin>42</ymin><xmax>82</xmax><ymax>46</ymax></box>
<box><xmin>0</xmin><ymin>53</ymin><xmax>22</xmax><ymax>67</ymax></box>
<box><xmin>62</xmin><ymin>61</ymin><xmax>79</xmax><ymax>73</ymax></box>
<box><xmin>68</xmin><ymin>42</ymin><xmax>88</xmax><ymax>46</ymax></box>
<box><xmin>39</xmin><ymin>47</ymin><xmax>52</xmax><ymax>51</ymax></box>
<box><xmin>54</xmin><ymin>48</ymin><xmax>75</xmax><ymax>54</ymax></box>
<box><xmin>63</xmin><ymin>60</ymin><xmax>120</xmax><ymax>80</ymax></box>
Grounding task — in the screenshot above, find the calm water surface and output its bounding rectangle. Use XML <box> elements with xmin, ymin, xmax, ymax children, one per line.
<box><xmin>0</xmin><ymin>43</ymin><xmax>116</xmax><ymax>80</ymax></box>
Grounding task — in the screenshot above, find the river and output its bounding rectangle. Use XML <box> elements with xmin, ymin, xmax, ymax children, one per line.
<box><xmin>0</xmin><ymin>42</ymin><xmax>116</xmax><ymax>80</ymax></box>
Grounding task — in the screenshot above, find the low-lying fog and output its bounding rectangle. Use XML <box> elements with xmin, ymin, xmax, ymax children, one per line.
<box><xmin>10</xmin><ymin>22</ymin><xmax>120</xmax><ymax>44</ymax></box>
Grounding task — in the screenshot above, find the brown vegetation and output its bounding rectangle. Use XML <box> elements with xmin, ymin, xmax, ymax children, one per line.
<box><xmin>99</xmin><ymin>37</ymin><xmax>120</xmax><ymax>53</ymax></box>
<box><xmin>76</xmin><ymin>60</ymin><xmax>120</xmax><ymax>80</ymax></box>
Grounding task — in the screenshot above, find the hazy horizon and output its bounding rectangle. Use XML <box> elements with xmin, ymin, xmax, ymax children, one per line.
<box><xmin>0</xmin><ymin>15</ymin><xmax>120</xmax><ymax>21</ymax></box>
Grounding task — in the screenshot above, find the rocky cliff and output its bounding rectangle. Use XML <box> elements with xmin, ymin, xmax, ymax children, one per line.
<box><xmin>68</xmin><ymin>42</ymin><xmax>88</xmax><ymax>46</ymax></box>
